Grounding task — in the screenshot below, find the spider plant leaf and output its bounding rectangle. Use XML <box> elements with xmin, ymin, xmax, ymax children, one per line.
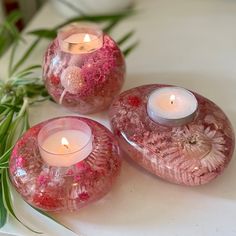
<box><xmin>1</xmin><ymin>169</ymin><xmax>43</xmax><ymax>234</ymax></box>
<box><xmin>27</xmin><ymin>29</ymin><xmax>57</xmax><ymax>40</ymax></box>
<box><xmin>30</xmin><ymin>205</ymin><xmax>77</xmax><ymax>234</ymax></box>
<box><xmin>123</xmin><ymin>41</ymin><xmax>139</xmax><ymax>57</ymax></box>
<box><xmin>0</xmin><ymin>181</ymin><xmax>7</xmax><ymax>228</ymax></box>
<box><xmin>0</xmin><ymin>111</ymin><xmax>14</xmax><ymax>141</ymax></box>
<box><xmin>117</xmin><ymin>30</ymin><xmax>135</xmax><ymax>46</ymax></box>
<box><xmin>56</xmin><ymin>11</ymin><xmax>134</xmax><ymax>29</ymax></box>
<box><xmin>11</xmin><ymin>39</ymin><xmax>41</xmax><ymax>75</ymax></box>
<box><xmin>8</xmin><ymin>41</ymin><xmax>19</xmax><ymax>77</ymax></box>
<box><xmin>103</xmin><ymin>19</ymin><xmax>121</xmax><ymax>34</ymax></box>
<box><xmin>0</xmin><ymin>147</ymin><xmax>13</xmax><ymax>164</ymax></box>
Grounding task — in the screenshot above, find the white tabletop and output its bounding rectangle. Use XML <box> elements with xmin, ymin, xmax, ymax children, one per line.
<box><xmin>1</xmin><ymin>0</ymin><xmax>236</xmax><ymax>236</ymax></box>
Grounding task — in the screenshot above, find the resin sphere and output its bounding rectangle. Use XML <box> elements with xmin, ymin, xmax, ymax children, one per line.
<box><xmin>109</xmin><ymin>84</ymin><xmax>235</xmax><ymax>186</ymax></box>
<box><xmin>9</xmin><ymin>116</ymin><xmax>121</xmax><ymax>211</ymax></box>
<box><xmin>43</xmin><ymin>24</ymin><xmax>125</xmax><ymax>114</ymax></box>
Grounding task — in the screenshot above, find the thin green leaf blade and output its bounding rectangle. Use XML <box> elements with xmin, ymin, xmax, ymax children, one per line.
<box><xmin>0</xmin><ymin>111</ymin><xmax>14</xmax><ymax>141</ymax></box>
<box><xmin>103</xmin><ymin>19</ymin><xmax>121</xmax><ymax>34</ymax></box>
<box><xmin>117</xmin><ymin>30</ymin><xmax>135</xmax><ymax>46</ymax></box>
<box><xmin>1</xmin><ymin>169</ymin><xmax>43</xmax><ymax>234</ymax></box>
<box><xmin>11</xmin><ymin>38</ymin><xmax>41</xmax><ymax>75</ymax></box>
<box><xmin>30</xmin><ymin>205</ymin><xmax>77</xmax><ymax>234</ymax></box>
<box><xmin>0</xmin><ymin>181</ymin><xmax>7</xmax><ymax>228</ymax></box>
<box><xmin>28</xmin><ymin>29</ymin><xmax>57</xmax><ymax>40</ymax></box>
<box><xmin>56</xmin><ymin>11</ymin><xmax>133</xmax><ymax>29</ymax></box>
<box><xmin>8</xmin><ymin>41</ymin><xmax>19</xmax><ymax>77</ymax></box>
<box><xmin>0</xmin><ymin>147</ymin><xmax>13</xmax><ymax>164</ymax></box>
<box><xmin>123</xmin><ymin>41</ymin><xmax>139</xmax><ymax>57</ymax></box>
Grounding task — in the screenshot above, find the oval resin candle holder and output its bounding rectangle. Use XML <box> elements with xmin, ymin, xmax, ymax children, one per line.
<box><xmin>43</xmin><ymin>23</ymin><xmax>125</xmax><ymax>114</ymax></box>
<box><xmin>9</xmin><ymin>116</ymin><xmax>121</xmax><ymax>211</ymax></box>
<box><xmin>109</xmin><ymin>84</ymin><xmax>235</xmax><ymax>186</ymax></box>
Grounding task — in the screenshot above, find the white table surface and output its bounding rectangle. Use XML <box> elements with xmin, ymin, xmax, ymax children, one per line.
<box><xmin>1</xmin><ymin>0</ymin><xmax>236</xmax><ymax>236</ymax></box>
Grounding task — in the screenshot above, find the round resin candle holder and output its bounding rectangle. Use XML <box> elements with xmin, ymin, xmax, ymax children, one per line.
<box><xmin>9</xmin><ymin>116</ymin><xmax>121</xmax><ymax>211</ymax></box>
<box><xmin>109</xmin><ymin>84</ymin><xmax>235</xmax><ymax>186</ymax></box>
<box><xmin>43</xmin><ymin>23</ymin><xmax>125</xmax><ymax>114</ymax></box>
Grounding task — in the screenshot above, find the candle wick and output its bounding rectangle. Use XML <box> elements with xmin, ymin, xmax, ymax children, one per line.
<box><xmin>170</xmin><ymin>94</ymin><xmax>175</xmax><ymax>105</ymax></box>
<box><xmin>63</xmin><ymin>144</ymin><xmax>69</xmax><ymax>149</ymax></box>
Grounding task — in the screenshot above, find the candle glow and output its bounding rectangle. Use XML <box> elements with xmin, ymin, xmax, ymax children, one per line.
<box><xmin>170</xmin><ymin>94</ymin><xmax>175</xmax><ymax>105</ymax></box>
<box><xmin>58</xmin><ymin>23</ymin><xmax>103</xmax><ymax>54</ymax></box>
<box><xmin>83</xmin><ymin>33</ymin><xmax>91</xmax><ymax>42</ymax></box>
<box><xmin>38</xmin><ymin>118</ymin><xmax>93</xmax><ymax>167</ymax></box>
<box><xmin>147</xmin><ymin>87</ymin><xmax>198</xmax><ymax>126</ymax></box>
<box><xmin>61</xmin><ymin>137</ymin><xmax>69</xmax><ymax>149</ymax></box>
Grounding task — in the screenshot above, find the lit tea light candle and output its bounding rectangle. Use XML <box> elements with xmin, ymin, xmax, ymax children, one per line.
<box><xmin>38</xmin><ymin>117</ymin><xmax>93</xmax><ymax>167</ymax></box>
<box><xmin>147</xmin><ymin>87</ymin><xmax>198</xmax><ymax>126</ymax></box>
<box><xmin>58</xmin><ymin>23</ymin><xmax>103</xmax><ymax>54</ymax></box>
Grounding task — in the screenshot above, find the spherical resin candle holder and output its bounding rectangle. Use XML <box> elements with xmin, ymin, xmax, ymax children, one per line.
<box><xmin>109</xmin><ymin>84</ymin><xmax>235</xmax><ymax>186</ymax></box>
<box><xmin>9</xmin><ymin>116</ymin><xmax>121</xmax><ymax>211</ymax></box>
<box><xmin>43</xmin><ymin>23</ymin><xmax>126</xmax><ymax>114</ymax></box>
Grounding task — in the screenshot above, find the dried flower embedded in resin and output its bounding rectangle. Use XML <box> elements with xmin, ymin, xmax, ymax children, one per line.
<box><xmin>109</xmin><ymin>84</ymin><xmax>235</xmax><ymax>186</ymax></box>
<box><xmin>9</xmin><ymin>116</ymin><xmax>121</xmax><ymax>211</ymax></box>
<box><xmin>43</xmin><ymin>23</ymin><xmax>125</xmax><ymax>114</ymax></box>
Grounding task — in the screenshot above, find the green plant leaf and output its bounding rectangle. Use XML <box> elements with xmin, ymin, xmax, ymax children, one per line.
<box><xmin>30</xmin><ymin>205</ymin><xmax>77</xmax><ymax>234</ymax></box>
<box><xmin>1</xmin><ymin>169</ymin><xmax>43</xmax><ymax>234</ymax></box>
<box><xmin>0</xmin><ymin>180</ymin><xmax>7</xmax><ymax>228</ymax></box>
<box><xmin>0</xmin><ymin>108</ymin><xmax>11</xmax><ymax>122</ymax></box>
<box><xmin>0</xmin><ymin>111</ymin><xmax>14</xmax><ymax>141</ymax></box>
<box><xmin>56</xmin><ymin>11</ymin><xmax>134</xmax><ymax>29</ymax></box>
<box><xmin>123</xmin><ymin>41</ymin><xmax>139</xmax><ymax>57</ymax></box>
<box><xmin>117</xmin><ymin>30</ymin><xmax>135</xmax><ymax>46</ymax></box>
<box><xmin>0</xmin><ymin>10</ymin><xmax>23</xmax><ymax>57</ymax></box>
<box><xmin>28</xmin><ymin>29</ymin><xmax>57</xmax><ymax>40</ymax></box>
<box><xmin>103</xmin><ymin>19</ymin><xmax>122</xmax><ymax>34</ymax></box>
<box><xmin>4</xmin><ymin>115</ymin><xmax>24</xmax><ymax>151</ymax></box>
<box><xmin>11</xmin><ymin>39</ymin><xmax>41</xmax><ymax>75</ymax></box>
<box><xmin>0</xmin><ymin>162</ymin><xmax>9</xmax><ymax>168</ymax></box>
<box><xmin>8</xmin><ymin>41</ymin><xmax>19</xmax><ymax>77</ymax></box>
<box><xmin>0</xmin><ymin>147</ymin><xmax>13</xmax><ymax>164</ymax></box>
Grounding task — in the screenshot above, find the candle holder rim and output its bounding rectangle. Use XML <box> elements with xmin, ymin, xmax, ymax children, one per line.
<box><xmin>57</xmin><ymin>22</ymin><xmax>103</xmax><ymax>44</ymax></box>
<box><xmin>37</xmin><ymin>117</ymin><xmax>94</xmax><ymax>156</ymax></box>
<box><xmin>146</xmin><ymin>85</ymin><xmax>199</xmax><ymax>125</ymax></box>
<box><xmin>147</xmin><ymin>86</ymin><xmax>198</xmax><ymax>101</ymax></box>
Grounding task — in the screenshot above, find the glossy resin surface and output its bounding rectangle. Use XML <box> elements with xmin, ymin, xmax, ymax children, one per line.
<box><xmin>9</xmin><ymin>117</ymin><xmax>121</xmax><ymax>211</ymax></box>
<box><xmin>43</xmin><ymin>34</ymin><xmax>125</xmax><ymax>114</ymax></box>
<box><xmin>109</xmin><ymin>84</ymin><xmax>235</xmax><ymax>186</ymax></box>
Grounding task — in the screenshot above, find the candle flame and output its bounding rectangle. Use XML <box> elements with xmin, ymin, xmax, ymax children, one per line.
<box><xmin>83</xmin><ymin>34</ymin><xmax>91</xmax><ymax>43</ymax></box>
<box><xmin>170</xmin><ymin>94</ymin><xmax>175</xmax><ymax>105</ymax></box>
<box><xmin>61</xmin><ymin>137</ymin><xmax>69</xmax><ymax>149</ymax></box>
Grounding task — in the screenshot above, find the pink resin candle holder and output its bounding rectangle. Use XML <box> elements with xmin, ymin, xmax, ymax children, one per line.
<box><xmin>43</xmin><ymin>23</ymin><xmax>125</xmax><ymax>114</ymax></box>
<box><xmin>9</xmin><ymin>116</ymin><xmax>121</xmax><ymax>211</ymax></box>
<box><xmin>109</xmin><ymin>84</ymin><xmax>235</xmax><ymax>186</ymax></box>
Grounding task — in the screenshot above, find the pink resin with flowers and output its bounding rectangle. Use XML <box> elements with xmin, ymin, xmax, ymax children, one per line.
<box><xmin>43</xmin><ymin>23</ymin><xmax>125</xmax><ymax>114</ymax></box>
<box><xmin>9</xmin><ymin>117</ymin><xmax>121</xmax><ymax>211</ymax></box>
<box><xmin>109</xmin><ymin>84</ymin><xmax>235</xmax><ymax>186</ymax></box>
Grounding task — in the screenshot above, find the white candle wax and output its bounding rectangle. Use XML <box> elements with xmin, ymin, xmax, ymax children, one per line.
<box><xmin>38</xmin><ymin>118</ymin><xmax>93</xmax><ymax>167</ymax></box>
<box><xmin>147</xmin><ymin>87</ymin><xmax>198</xmax><ymax>126</ymax></box>
<box><xmin>58</xmin><ymin>23</ymin><xmax>103</xmax><ymax>54</ymax></box>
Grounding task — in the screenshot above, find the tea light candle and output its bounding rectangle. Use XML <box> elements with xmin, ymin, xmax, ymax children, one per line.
<box><xmin>58</xmin><ymin>23</ymin><xmax>103</xmax><ymax>54</ymax></box>
<box><xmin>38</xmin><ymin>117</ymin><xmax>93</xmax><ymax>167</ymax></box>
<box><xmin>147</xmin><ymin>87</ymin><xmax>198</xmax><ymax>126</ymax></box>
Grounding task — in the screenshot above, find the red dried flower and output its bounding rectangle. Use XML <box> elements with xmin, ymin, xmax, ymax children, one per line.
<box><xmin>128</xmin><ymin>96</ymin><xmax>141</xmax><ymax>107</ymax></box>
<box><xmin>79</xmin><ymin>192</ymin><xmax>89</xmax><ymax>201</ymax></box>
<box><xmin>50</xmin><ymin>75</ymin><xmax>60</xmax><ymax>85</ymax></box>
<box><xmin>33</xmin><ymin>193</ymin><xmax>62</xmax><ymax>209</ymax></box>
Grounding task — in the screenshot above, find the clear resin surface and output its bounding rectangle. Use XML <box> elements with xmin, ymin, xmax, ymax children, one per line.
<box><xmin>43</xmin><ymin>32</ymin><xmax>125</xmax><ymax>114</ymax></box>
<box><xmin>9</xmin><ymin>117</ymin><xmax>121</xmax><ymax>211</ymax></box>
<box><xmin>109</xmin><ymin>84</ymin><xmax>235</xmax><ymax>186</ymax></box>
